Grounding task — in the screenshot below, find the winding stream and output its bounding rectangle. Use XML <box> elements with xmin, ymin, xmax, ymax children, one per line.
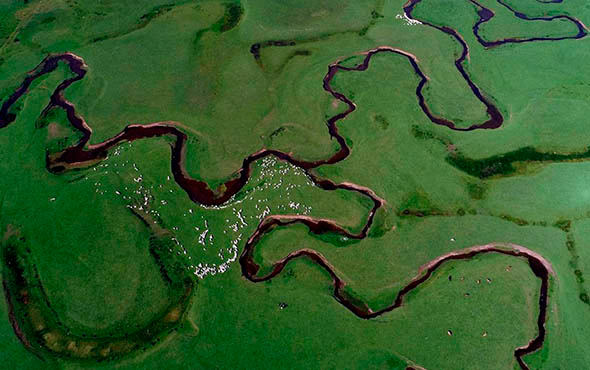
<box><xmin>470</xmin><ymin>0</ymin><xmax>587</xmax><ymax>47</ymax></box>
<box><xmin>0</xmin><ymin>49</ymin><xmax>549</xmax><ymax>369</ymax></box>
<box><xmin>240</xmin><ymin>242</ymin><xmax>551</xmax><ymax>370</ymax></box>
<box><xmin>404</xmin><ymin>0</ymin><xmax>587</xmax><ymax>48</ymax></box>
<box><xmin>0</xmin><ymin>0</ymin><xmax>580</xmax><ymax>365</ymax></box>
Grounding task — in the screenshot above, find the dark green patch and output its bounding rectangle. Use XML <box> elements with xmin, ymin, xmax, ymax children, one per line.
<box><xmin>410</xmin><ymin>124</ymin><xmax>433</xmax><ymax>140</ymax></box>
<box><xmin>41</xmin><ymin>16</ymin><xmax>56</xmax><ymax>25</ymax></box>
<box><xmin>339</xmin><ymin>286</ymin><xmax>371</xmax><ymax>313</ymax></box>
<box><xmin>371</xmin><ymin>10</ymin><xmax>384</xmax><ymax>19</ymax></box>
<box><xmin>410</xmin><ymin>124</ymin><xmax>450</xmax><ymax>146</ymax></box>
<box><xmin>269</xmin><ymin>126</ymin><xmax>286</xmax><ymax>139</ymax></box>
<box><xmin>575</xmin><ymin>269</ymin><xmax>585</xmax><ymax>284</ymax></box>
<box><xmin>211</xmin><ymin>2</ymin><xmax>244</xmax><ymax>33</ymax></box>
<box><xmin>398</xmin><ymin>191</ymin><xmax>446</xmax><ymax>218</ymax></box>
<box><xmin>345</xmin><ymin>136</ymin><xmax>354</xmax><ymax>149</ymax></box>
<box><xmin>447</xmin><ymin>146</ymin><xmax>590</xmax><ymax>179</ymax></box>
<box><xmin>293</xmin><ymin>49</ymin><xmax>312</xmax><ymax>57</ymax></box>
<box><xmin>554</xmin><ymin>219</ymin><xmax>572</xmax><ymax>233</ymax></box>
<box><xmin>282</xmin><ymin>267</ymin><xmax>296</xmax><ymax>282</ymax></box>
<box><xmin>92</xmin><ymin>3</ymin><xmax>177</xmax><ymax>43</ymax></box>
<box><xmin>372</xmin><ymin>114</ymin><xmax>389</xmax><ymax>130</ymax></box>
<box><xmin>139</xmin><ymin>4</ymin><xmax>175</xmax><ymax>23</ymax></box>
<box><xmin>560</xmin><ymin>232</ymin><xmax>590</xmax><ymax>307</ymax></box>
<box><xmin>35</xmin><ymin>108</ymin><xmax>60</xmax><ymax>129</ymax></box>
<box><xmin>499</xmin><ymin>214</ymin><xmax>529</xmax><ymax>226</ymax></box>
<box><xmin>466</xmin><ymin>180</ymin><xmax>487</xmax><ymax>200</ymax></box>
<box><xmin>367</xmin><ymin>209</ymin><xmax>390</xmax><ymax>238</ymax></box>
<box><xmin>568</xmin><ymin>235</ymin><xmax>578</xmax><ymax>251</ymax></box>
<box><xmin>358</xmin><ymin>27</ymin><xmax>369</xmax><ymax>36</ymax></box>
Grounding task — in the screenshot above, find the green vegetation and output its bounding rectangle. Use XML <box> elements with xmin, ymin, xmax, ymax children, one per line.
<box><xmin>2</xmin><ymin>0</ymin><xmax>590</xmax><ymax>369</ymax></box>
<box><xmin>1</xmin><ymin>229</ymin><xmax>194</xmax><ymax>362</ymax></box>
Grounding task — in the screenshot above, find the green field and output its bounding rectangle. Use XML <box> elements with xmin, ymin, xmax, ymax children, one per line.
<box><xmin>1</xmin><ymin>0</ymin><xmax>590</xmax><ymax>368</ymax></box>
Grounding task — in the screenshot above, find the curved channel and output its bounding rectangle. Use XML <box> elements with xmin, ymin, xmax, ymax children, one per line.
<box><xmin>240</xmin><ymin>241</ymin><xmax>550</xmax><ymax>370</ymax></box>
<box><xmin>404</xmin><ymin>0</ymin><xmax>587</xmax><ymax>48</ymax></box>
<box><xmin>0</xmin><ymin>52</ymin><xmax>383</xmax><ymax>210</ymax></box>
<box><xmin>1</xmin><ymin>217</ymin><xmax>196</xmax><ymax>361</ymax></box>
<box><xmin>0</xmin><ymin>33</ymin><xmax>556</xmax><ymax>366</ymax></box>
<box><xmin>471</xmin><ymin>0</ymin><xmax>587</xmax><ymax>47</ymax></box>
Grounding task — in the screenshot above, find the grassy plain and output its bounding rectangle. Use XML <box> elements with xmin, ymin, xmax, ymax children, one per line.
<box><xmin>1</xmin><ymin>0</ymin><xmax>590</xmax><ymax>369</ymax></box>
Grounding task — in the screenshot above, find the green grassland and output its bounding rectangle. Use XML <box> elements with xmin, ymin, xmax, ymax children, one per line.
<box><xmin>477</xmin><ymin>0</ymin><xmax>581</xmax><ymax>40</ymax></box>
<box><xmin>2</xmin><ymin>0</ymin><xmax>590</xmax><ymax>368</ymax></box>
